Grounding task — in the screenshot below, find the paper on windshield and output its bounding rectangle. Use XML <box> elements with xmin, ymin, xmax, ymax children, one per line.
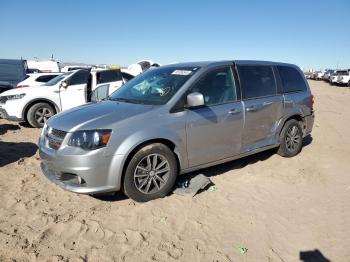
<box><xmin>171</xmin><ymin>70</ymin><xmax>192</xmax><ymax>76</ymax></box>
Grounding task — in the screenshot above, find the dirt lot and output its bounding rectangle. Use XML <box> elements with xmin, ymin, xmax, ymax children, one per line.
<box><xmin>0</xmin><ymin>80</ymin><xmax>349</xmax><ymax>262</ymax></box>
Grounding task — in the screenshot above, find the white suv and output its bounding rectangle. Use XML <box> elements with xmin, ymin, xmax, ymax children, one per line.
<box><xmin>0</xmin><ymin>68</ymin><xmax>132</xmax><ymax>127</ymax></box>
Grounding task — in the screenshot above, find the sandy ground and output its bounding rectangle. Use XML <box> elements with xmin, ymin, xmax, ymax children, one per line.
<box><xmin>0</xmin><ymin>80</ymin><xmax>349</xmax><ymax>262</ymax></box>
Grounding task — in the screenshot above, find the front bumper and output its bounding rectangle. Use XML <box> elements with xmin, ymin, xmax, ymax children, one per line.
<box><xmin>39</xmin><ymin>143</ymin><xmax>125</xmax><ymax>194</ymax></box>
<box><xmin>0</xmin><ymin>105</ymin><xmax>23</xmax><ymax>121</ymax></box>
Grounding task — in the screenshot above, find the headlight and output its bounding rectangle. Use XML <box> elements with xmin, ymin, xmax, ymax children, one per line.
<box><xmin>68</xmin><ymin>129</ymin><xmax>112</xmax><ymax>150</ymax></box>
<box><xmin>6</xmin><ymin>93</ymin><xmax>26</xmax><ymax>100</ymax></box>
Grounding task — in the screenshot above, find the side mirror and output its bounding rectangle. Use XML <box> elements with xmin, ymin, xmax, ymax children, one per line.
<box><xmin>61</xmin><ymin>80</ymin><xmax>68</xmax><ymax>88</ymax></box>
<box><xmin>186</xmin><ymin>92</ymin><xmax>204</xmax><ymax>108</ymax></box>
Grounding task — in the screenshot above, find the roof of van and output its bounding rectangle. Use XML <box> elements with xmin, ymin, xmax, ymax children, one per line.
<box><xmin>163</xmin><ymin>60</ymin><xmax>298</xmax><ymax>68</ymax></box>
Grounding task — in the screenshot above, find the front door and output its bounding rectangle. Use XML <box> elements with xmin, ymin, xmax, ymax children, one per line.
<box><xmin>59</xmin><ymin>69</ymin><xmax>91</xmax><ymax>111</ymax></box>
<box><xmin>186</xmin><ymin>66</ymin><xmax>244</xmax><ymax>167</ymax></box>
<box><xmin>237</xmin><ymin>65</ymin><xmax>283</xmax><ymax>152</ymax></box>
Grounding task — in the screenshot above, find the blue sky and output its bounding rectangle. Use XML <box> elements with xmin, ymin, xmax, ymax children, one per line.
<box><xmin>0</xmin><ymin>0</ymin><xmax>349</xmax><ymax>70</ymax></box>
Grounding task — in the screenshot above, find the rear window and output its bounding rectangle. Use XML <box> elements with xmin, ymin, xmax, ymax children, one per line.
<box><xmin>238</xmin><ymin>65</ymin><xmax>277</xmax><ymax>99</ymax></box>
<box><xmin>36</xmin><ymin>75</ymin><xmax>59</xmax><ymax>83</ymax></box>
<box><xmin>97</xmin><ymin>70</ymin><xmax>122</xmax><ymax>84</ymax></box>
<box><xmin>277</xmin><ymin>66</ymin><xmax>307</xmax><ymax>93</ymax></box>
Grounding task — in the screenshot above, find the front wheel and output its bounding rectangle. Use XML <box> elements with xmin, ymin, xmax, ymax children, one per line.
<box><xmin>277</xmin><ymin>119</ymin><xmax>303</xmax><ymax>157</ymax></box>
<box><xmin>27</xmin><ymin>102</ymin><xmax>55</xmax><ymax>128</ymax></box>
<box><xmin>123</xmin><ymin>143</ymin><xmax>178</xmax><ymax>202</ymax></box>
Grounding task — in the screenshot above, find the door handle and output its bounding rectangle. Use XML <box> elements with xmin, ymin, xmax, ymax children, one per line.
<box><xmin>263</xmin><ymin>101</ymin><xmax>272</xmax><ymax>106</ymax></box>
<box><xmin>228</xmin><ymin>109</ymin><xmax>241</xmax><ymax>115</ymax></box>
<box><xmin>246</xmin><ymin>105</ymin><xmax>258</xmax><ymax>112</ymax></box>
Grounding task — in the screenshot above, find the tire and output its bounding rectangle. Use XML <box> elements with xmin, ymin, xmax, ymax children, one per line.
<box><xmin>277</xmin><ymin>119</ymin><xmax>303</xmax><ymax>158</ymax></box>
<box><xmin>123</xmin><ymin>143</ymin><xmax>178</xmax><ymax>202</ymax></box>
<box><xmin>27</xmin><ymin>102</ymin><xmax>55</xmax><ymax>128</ymax></box>
<box><xmin>348</xmin><ymin>81</ymin><xmax>350</xmax><ymax>87</ymax></box>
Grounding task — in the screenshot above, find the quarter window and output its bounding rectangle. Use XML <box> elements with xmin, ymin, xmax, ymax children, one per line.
<box><xmin>35</xmin><ymin>75</ymin><xmax>59</xmax><ymax>83</ymax></box>
<box><xmin>238</xmin><ymin>66</ymin><xmax>276</xmax><ymax>99</ymax></box>
<box><xmin>277</xmin><ymin>66</ymin><xmax>307</xmax><ymax>93</ymax></box>
<box><xmin>190</xmin><ymin>67</ymin><xmax>237</xmax><ymax>106</ymax></box>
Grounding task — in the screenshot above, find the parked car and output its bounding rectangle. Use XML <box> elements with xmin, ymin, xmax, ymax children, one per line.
<box><xmin>315</xmin><ymin>71</ymin><xmax>325</xmax><ymax>80</ymax></box>
<box><xmin>0</xmin><ymin>59</ymin><xmax>28</xmax><ymax>93</ymax></box>
<box><xmin>322</xmin><ymin>69</ymin><xmax>335</xmax><ymax>82</ymax></box>
<box><xmin>27</xmin><ymin>60</ymin><xmax>60</xmax><ymax>73</ymax></box>
<box><xmin>17</xmin><ymin>73</ymin><xmax>62</xmax><ymax>88</ymax></box>
<box><xmin>38</xmin><ymin>60</ymin><xmax>314</xmax><ymax>202</ymax></box>
<box><xmin>61</xmin><ymin>65</ymin><xmax>92</xmax><ymax>72</ymax></box>
<box><xmin>0</xmin><ymin>68</ymin><xmax>132</xmax><ymax>127</ymax></box>
<box><xmin>336</xmin><ymin>69</ymin><xmax>350</xmax><ymax>86</ymax></box>
<box><xmin>127</xmin><ymin>60</ymin><xmax>160</xmax><ymax>75</ymax></box>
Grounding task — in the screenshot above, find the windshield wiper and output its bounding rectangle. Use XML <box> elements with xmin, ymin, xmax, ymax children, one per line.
<box><xmin>109</xmin><ymin>97</ymin><xmax>140</xmax><ymax>104</ymax></box>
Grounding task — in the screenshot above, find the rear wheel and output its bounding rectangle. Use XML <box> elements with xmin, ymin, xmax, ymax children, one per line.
<box><xmin>123</xmin><ymin>143</ymin><xmax>178</xmax><ymax>202</ymax></box>
<box><xmin>348</xmin><ymin>81</ymin><xmax>350</xmax><ymax>87</ymax></box>
<box><xmin>27</xmin><ymin>102</ymin><xmax>55</xmax><ymax>128</ymax></box>
<box><xmin>278</xmin><ymin>119</ymin><xmax>303</xmax><ymax>157</ymax></box>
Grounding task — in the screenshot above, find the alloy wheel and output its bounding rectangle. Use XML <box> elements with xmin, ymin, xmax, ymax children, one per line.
<box><xmin>285</xmin><ymin>125</ymin><xmax>301</xmax><ymax>152</ymax></box>
<box><xmin>134</xmin><ymin>154</ymin><xmax>170</xmax><ymax>194</ymax></box>
<box><xmin>35</xmin><ymin>107</ymin><xmax>53</xmax><ymax>125</ymax></box>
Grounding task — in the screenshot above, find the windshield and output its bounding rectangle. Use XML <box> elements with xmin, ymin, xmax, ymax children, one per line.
<box><xmin>45</xmin><ymin>71</ymin><xmax>73</xmax><ymax>86</ymax></box>
<box><xmin>109</xmin><ymin>66</ymin><xmax>199</xmax><ymax>105</ymax></box>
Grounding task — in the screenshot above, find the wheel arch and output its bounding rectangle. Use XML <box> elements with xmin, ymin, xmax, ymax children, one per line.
<box><xmin>22</xmin><ymin>99</ymin><xmax>59</xmax><ymax>122</ymax></box>
<box><xmin>119</xmin><ymin>138</ymin><xmax>183</xmax><ymax>191</ymax></box>
<box><xmin>278</xmin><ymin>113</ymin><xmax>305</xmax><ymax>138</ymax></box>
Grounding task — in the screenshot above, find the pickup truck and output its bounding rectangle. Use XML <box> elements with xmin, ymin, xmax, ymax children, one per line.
<box><xmin>336</xmin><ymin>69</ymin><xmax>350</xmax><ymax>87</ymax></box>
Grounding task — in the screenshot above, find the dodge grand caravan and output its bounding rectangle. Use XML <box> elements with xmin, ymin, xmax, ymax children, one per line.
<box><xmin>39</xmin><ymin>61</ymin><xmax>314</xmax><ymax>202</ymax></box>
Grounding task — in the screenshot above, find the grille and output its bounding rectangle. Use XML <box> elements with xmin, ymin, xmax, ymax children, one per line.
<box><xmin>51</xmin><ymin>128</ymin><xmax>67</xmax><ymax>139</ymax></box>
<box><xmin>0</xmin><ymin>96</ymin><xmax>7</xmax><ymax>104</ymax></box>
<box><xmin>46</xmin><ymin>127</ymin><xmax>67</xmax><ymax>150</ymax></box>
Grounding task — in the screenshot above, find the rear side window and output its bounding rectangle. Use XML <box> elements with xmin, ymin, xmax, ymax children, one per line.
<box><xmin>121</xmin><ymin>72</ymin><xmax>134</xmax><ymax>81</ymax></box>
<box><xmin>97</xmin><ymin>70</ymin><xmax>122</xmax><ymax>84</ymax></box>
<box><xmin>238</xmin><ymin>66</ymin><xmax>276</xmax><ymax>99</ymax></box>
<box><xmin>35</xmin><ymin>75</ymin><xmax>58</xmax><ymax>83</ymax></box>
<box><xmin>277</xmin><ymin>66</ymin><xmax>307</xmax><ymax>93</ymax></box>
<box><xmin>91</xmin><ymin>84</ymin><xmax>109</xmax><ymax>101</ymax></box>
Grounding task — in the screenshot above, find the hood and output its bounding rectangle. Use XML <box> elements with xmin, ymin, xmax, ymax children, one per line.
<box><xmin>0</xmin><ymin>85</ymin><xmax>47</xmax><ymax>96</ymax></box>
<box><xmin>47</xmin><ymin>100</ymin><xmax>157</xmax><ymax>132</ymax></box>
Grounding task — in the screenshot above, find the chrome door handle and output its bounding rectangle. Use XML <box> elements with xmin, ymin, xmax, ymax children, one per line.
<box><xmin>246</xmin><ymin>106</ymin><xmax>258</xmax><ymax>112</ymax></box>
<box><xmin>228</xmin><ymin>109</ymin><xmax>241</xmax><ymax>115</ymax></box>
<box><xmin>263</xmin><ymin>101</ymin><xmax>272</xmax><ymax>106</ymax></box>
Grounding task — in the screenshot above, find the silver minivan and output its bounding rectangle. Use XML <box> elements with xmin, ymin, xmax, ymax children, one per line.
<box><xmin>39</xmin><ymin>61</ymin><xmax>314</xmax><ymax>202</ymax></box>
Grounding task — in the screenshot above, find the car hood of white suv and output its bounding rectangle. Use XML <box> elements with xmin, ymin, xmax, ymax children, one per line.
<box><xmin>0</xmin><ymin>85</ymin><xmax>50</xmax><ymax>96</ymax></box>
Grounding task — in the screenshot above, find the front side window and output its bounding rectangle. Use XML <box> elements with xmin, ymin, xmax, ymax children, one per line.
<box><xmin>238</xmin><ymin>66</ymin><xmax>276</xmax><ymax>99</ymax></box>
<box><xmin>277</xmin><ymin>66</ymin><xmax>307</xmax><ymax>93</ymax></box>
<box><xmin>189</xmin><ymin>67</ymin><xmax>237</xmax><ymax>106</ymax></box>
<box><xmin>69</xmin><ymin>70</ymin><xmax>90</xmax><ymax>85</ymax></box>
<box><xmin>97</xmin><ymin>70</ymin><xmax>122</xmax><ymax>84</ymax></box>
<box><xmin>109</xmin><ymin>66</ymin><xmax>199</xmax><ymax>105</ymax></box>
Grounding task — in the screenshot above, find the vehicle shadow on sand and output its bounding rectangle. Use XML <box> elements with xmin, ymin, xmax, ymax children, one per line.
<box><xmin>300</xmin><ymin>249</ymin><xmax>331</xmax><ymax>262</ymax></box>
<box><xmin>0</xmin><ymin>123</ymin><xmax>20</xmax><ymax>135</ymax></box>
<box><xmin>0</xmin><ymin>141</ymin><xmax>38</xmax><ymax>167</ymax></box>
<box><xmin>185</xmin><ymin>134</ymin><xmax>313</xmax><ymax>179</ymax></box>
